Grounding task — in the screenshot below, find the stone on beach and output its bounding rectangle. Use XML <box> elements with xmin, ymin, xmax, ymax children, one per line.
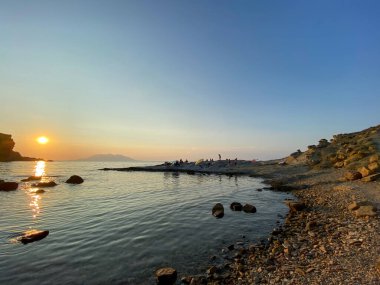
<box><xmin>155</xmin><ymin>267</ymin><xmax>177</xmax><ymax>285</ymax></box>
<box><xmin>285</xmin><ymin>201</ymin><xmax>306</xmax><ymax>212</ymax></box>
<box><xmin>344</xmin><ymin>171</ymin><xmax>362</xmax><ymax>181</ymax></box>
<box><xmin>32</xmin><ymin>181</ymin><xmax>57</xmax><ymax>187</ymax></box>
<box><xmin>358</xmin><ymin>166</ymin><xmax>373</xmax><ymax>178</ymax></box>
<box><xmin>0</xmin><ymin>181</ymin><xmax>19</xmax><ymax>191</ymax></box>
<box><xmin>354</xmin><ymin>206</ymin><xmax>377</xmax><ymax>217</ymax></box>
<box><xmin>212</xmin><ymin>203</ymin><xmax>224</xmax><ymax>218</ymax></box>
<box><xmin>230</xmin><ymin>202</ymin><xmax>243</xmax><ymax>211</ymax></box>
<box><xmin>242</xmin><ymin>204</ymin><xmax>257</xmax><ymax>213</ymax></box>
<box><xmin>66</xmin><ymin>175</ymin><xmax>84</xmax><ymax>184</ymax></box>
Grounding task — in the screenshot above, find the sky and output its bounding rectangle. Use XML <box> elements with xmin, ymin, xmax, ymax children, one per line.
<box><xmin>1</xmin><ymin>0</ymin><xmax>380</xmax><ymax>161</ymax></box>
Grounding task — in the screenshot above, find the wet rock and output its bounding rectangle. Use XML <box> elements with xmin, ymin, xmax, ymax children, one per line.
<box><xmin>66</xmin><ymin>175</ymin><xmax>84</xmax><ymax>184</ymax></box>
<box><xmin>20</xmin><ymin>230</ymin><xmax>49</xmax><ymax>244</ymax></box>
<box><xmin>155</xmin><ymin>267</ymin><xmax>177</xmax><ymax>285</ymax></box>
<box><xmin>212</xmin><ymin>203</ymin><xmax>224</xmax><ymax>218</ymax></box>
<box><xmin>181</xmin><ymin>276</ymin><xmax>192</xmax><ymax>284</ymax></box>
<box><xmin>35</xmin><ymin>189</ymin><xmax>45</xmax><ymax>194</ymax></box>
<box><xmin>21</xmin><ymin>176</ymin><xmax>41</xmax><ymax>182</ymax></box>
<box><xmin>227</xmin><ymin>244</ymin><xmax>235</xmax><ymax>250</ymax></box>
<box><xmin>361</xmin><ymin>173</ymin><xmax>380</xmax><ymax>182</ymax></box>
<box><xmin>0</xmin><ymin>181</ymin><xmax>19</xmax><ymax>191</ymax></box>
<box><xmin>206</xmin><ymin>266</ymin><xmax>218</xmax><ymax>275</ymax></box>
<box><xmin>243</xmin><ymin>204</ymin><xmax>257</xmax><ymax>213</ymax></box>
<box><xmin>32</xmin><ymin>181</ymin><xmax>57</xmax><ymax>187</ymax></box>
<box><xmin>344</xmin><ymin>171</ymin><xmax>362</xmax><ymax>181</ymax></box>
<box><xmin>230</xmin><ymin>202</ymin><xmax>243</xmax><ymax>211</ymax></box>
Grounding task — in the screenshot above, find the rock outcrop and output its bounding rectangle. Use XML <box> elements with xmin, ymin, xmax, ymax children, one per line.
<box><xmin>0</xmin><ymin>133</ymin><xmax>38</xmax><ymax>162</ymax></box>
<box><xmin>284</xmin><ymin>125</ymin><xmax>380</xmax><ymax>171</ymax></box>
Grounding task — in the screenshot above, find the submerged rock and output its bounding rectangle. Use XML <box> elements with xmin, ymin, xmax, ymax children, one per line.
<box><xmin>21</xmin><ymin>176</ymin><xmax>42</xmax><ymax>182</ymax></box>
<box><xmin>0</xmin><ymin>181</ymin><xmax>19</xmax><ymax>191</ymax></box>
<box><xmin>212</xmin><ymin>203</ymin><xmax>224</xmax><ymax>218</ymax></box>
<box><xmin>155</xmin><ymin>267</ymin><xmax>177</xmax><ymax>285</ymax></box>
<box><xmin>20</xmin><ymin>230</ymin><xmax>49</xmax><ymax>244</ymax></box>
<box><xmin>230</xmin><ymin>202</ymin><xmax>243</xmax><ymax>211</ymax></box>
<box><xmin>66</xmin><ymin>175</ymin><xmax>84</xmax><ymax>184</ymax></box>
<box><xmin>32</xmin><ymin>181</ymin><xmax>57</xmax><ymax>188</ymax></box>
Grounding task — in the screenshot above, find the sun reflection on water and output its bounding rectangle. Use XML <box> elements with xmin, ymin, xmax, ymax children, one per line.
<box><xmin>29</xmin><ymin>194</ymin><xmax>41</xmax><ymax>218</ymax></box>
<box><xmin>34</xmin><ymin>161</ymin><xmax>46</xmax><ymax>177</ymax></box>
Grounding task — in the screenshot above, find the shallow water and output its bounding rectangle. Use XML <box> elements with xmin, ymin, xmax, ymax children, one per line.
<box><xmin>0</xmin><ymin>161</ymin><xmax>290</xmax><ymax>284</ymax></box>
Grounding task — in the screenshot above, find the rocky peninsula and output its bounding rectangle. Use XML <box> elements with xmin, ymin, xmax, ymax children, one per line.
<box><xmin>0</xmin><ymin>133</ymin><xmax>39</xmax><ymax>162</ymax></box>
<box><xmin>103</xmin><ymin>124</ymin><xmax>380</xmax><ymax>284</ymax></box>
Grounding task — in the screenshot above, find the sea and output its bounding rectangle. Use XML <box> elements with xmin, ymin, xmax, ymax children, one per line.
<box><xmin>0</xmin><ymin>161</ymin><xmax>291</xmax><ymax>284</ymax></box>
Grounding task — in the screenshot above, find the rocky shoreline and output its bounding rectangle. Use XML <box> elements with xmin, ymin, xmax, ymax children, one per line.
<box><xmin>105</xmin><ymin>125</ymin><xmax>380</xmax><ymax>284</ymax></box>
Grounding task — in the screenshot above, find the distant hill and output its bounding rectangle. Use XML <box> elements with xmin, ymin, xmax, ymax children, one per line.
<box><xmin>78</xmin><ymin>154</ymin><xmax>136</xmax><ymax>162</ymax></box>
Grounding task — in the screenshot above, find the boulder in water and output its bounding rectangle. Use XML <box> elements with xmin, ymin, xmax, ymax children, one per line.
<box><xmin>155</xmin><ymin>267</ymin><xmax>177</xmax><ymax>285</ymax></box>
<box><xmin>230</xmin><ymin>202</ymin><xmax>243</xmax><ymax>211</ymax></box>
<box><xmin>0</xmin><ymin>181</ymin><xmax>19</xmax><ymax>191</ymax></box>
<box><xmin>66</xmin><ymin>175</ymin><xmax>84</xmax><ymax>184</ymax></box>
<box><xmin>20</xmin><ymin>230</ymin><xmax>49</xmax><ymax>244</ymax></box>
<box><xmin>243</xmin><ymin>204</ymin><xmax>257</xmax><ymax>213</ymax></box>
<box><xmin>212</xmin><ymin>203</ymin><xmax>224</xmax><ymax>218</ymax></box>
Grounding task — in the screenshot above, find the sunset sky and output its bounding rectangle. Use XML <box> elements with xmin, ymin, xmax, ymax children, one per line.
<box><xmin>1</xmin><ymin>1</ymin><xmax>380</xmax><ymax>161</ymax></box>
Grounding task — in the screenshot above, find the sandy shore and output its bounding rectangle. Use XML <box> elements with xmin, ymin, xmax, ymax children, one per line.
<box><xmin>102</xmin><ymin>160</ymin><xmax>380</xmax><ymax>284</ymax></box>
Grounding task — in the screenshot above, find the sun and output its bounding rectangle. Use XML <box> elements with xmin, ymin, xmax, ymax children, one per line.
<box><xmin>36</xmin><ymin>136</ymin><xmax>49</xmax><ymax>144</ymax></box>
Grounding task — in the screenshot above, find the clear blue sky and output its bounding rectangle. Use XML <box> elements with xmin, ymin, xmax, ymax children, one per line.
<box><xmin>1</xmin><ymin>0</ymin><xmax>379</xmax><ymax>160</ymax></box>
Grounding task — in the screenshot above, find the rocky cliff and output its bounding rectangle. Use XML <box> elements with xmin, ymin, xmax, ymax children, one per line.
<box><xmin>285</xmin><ymin>124</ymin><xmax>380</xmax><ymax>171</ymax></box>
<box><xmin>0</xmin><ymin>133</ymin><xmax>37</xmax><ymax>162</ymax></box>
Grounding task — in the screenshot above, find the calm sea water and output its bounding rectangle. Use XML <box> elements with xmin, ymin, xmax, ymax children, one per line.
<box><xmin>0</xmin><ymin>161</ymin><xmax>290</xmax><ymax>284</ymax></box>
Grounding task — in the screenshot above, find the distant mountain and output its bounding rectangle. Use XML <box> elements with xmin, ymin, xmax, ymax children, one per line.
<box><xmin>78</xmin><ymin>154</ymin><xmax>136</xmax><ymax>162</ymax></box>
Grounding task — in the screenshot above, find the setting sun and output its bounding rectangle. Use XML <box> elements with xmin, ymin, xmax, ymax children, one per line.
<box><xmin>37</xmin><ymin>136</ymin><xmax>49</xmax><ymax>144</ymax></box>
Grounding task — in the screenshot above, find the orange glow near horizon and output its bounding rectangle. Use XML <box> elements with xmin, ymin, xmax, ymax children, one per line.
<box><xmin>37</xmin><ymin>136</ymin><xmax>49</xmax><ymax>144</ymax></box>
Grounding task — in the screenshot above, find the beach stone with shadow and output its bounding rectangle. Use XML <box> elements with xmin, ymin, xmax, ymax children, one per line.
<box><xmin>66</xmin><ymin>175</ymin><xmax>84</xmax><ymax>184</ymax></box>
<box><xmin>243</xmin><ymin>204</ymin><xmax>257</xmax><ymax>213</ymax></box>
<box><xmin>285</xmin><ymin>201</ymin><xmax>306</xmax><ymax>212</ymax></box>
<box><xmin>0</xmin><ymin>181</ymin><xmax>19</xmax><ymax>191</ymax></box>
<box><xmin>230</xmin><ymin>202</ymin><xmax>243</xmax><ymax>211</ymax></box>
<box><xmin>155</xmin><ymin>267</ymin><xmax>177</xmax><ymax>285</ymax></box>
<box><xmin>361</xmin><ymin>173</ymin><xmax>380</xmax><ymax>182</ymax></box>
<box><xmin>212</xmin><ymin>203</ymin><xmax>224</xmax><ymax>218</ymax></box>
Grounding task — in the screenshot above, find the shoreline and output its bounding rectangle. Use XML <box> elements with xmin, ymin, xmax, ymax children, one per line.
<box><xmin>103</xmin><ymin>160</ymin><xmax>380</xmax><ymax>284</ymax></box>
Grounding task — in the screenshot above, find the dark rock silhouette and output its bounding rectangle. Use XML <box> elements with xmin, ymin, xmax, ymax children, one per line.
<box><xmin>0</xmin><ymin>133</ymin><xmax>39</xmax><ymax>162</ymax></box>
<box><xmin>66</xmin><ymin>175</ymin><xmax>84</xmax><ymax>184</ymax></box>
<box><xmin>0</xmin><ymin>181</ymin><xmax>19</xmax><ymax>191</ymax></box>
<box><xmin>212</xmin><ymin>203</ymin><xmax>224</xmax><ymax>218</ymax></box>
<box><xmin>20</xmin><ymin>230</ymin><xmax>49</xmax><ymax>244</ymax></box>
